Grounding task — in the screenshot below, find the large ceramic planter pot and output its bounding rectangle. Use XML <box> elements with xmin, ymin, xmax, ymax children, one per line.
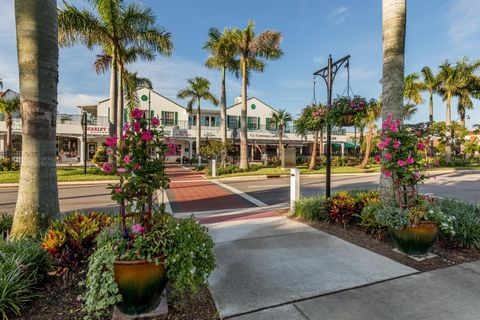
<box><xmin>341</xmin><ymin>114</ymin><xmax>354</xmax><ymax>127</ymax></box>
<box><xmin>113</xmin><ymin>257</ymin><xmax>167</xmax><ymax>315</ymax></box>
<box><xmin>389</xmin><ymin>221</ymin><xmax>438</xmax><ymax>256</ymax></box>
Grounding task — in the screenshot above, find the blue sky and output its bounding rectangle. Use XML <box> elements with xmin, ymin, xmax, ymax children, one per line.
<box><xmin>0</xmin><ymin>0</ymin><xmax>479</xmax><ymax>128</ymax></box>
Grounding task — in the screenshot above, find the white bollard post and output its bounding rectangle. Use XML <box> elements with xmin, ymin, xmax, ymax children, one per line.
<box><xmin>180</xmin><ymin>153</ymin><xmax>183</xmax><ymax>165</ymax></box>
<box><xmin>212</xmin><ymin>159</ymin><xmax>217</xmax><ymax>177</ymax></box>
<box><xmin>198</xmin><ymin>155</ymin><xmax>202</xmax><ymax>168</ymax></box>
<box><xmin>290</xmin><ymin>168</ymin><xmax>300</xmax><ymax>212</ymax></box>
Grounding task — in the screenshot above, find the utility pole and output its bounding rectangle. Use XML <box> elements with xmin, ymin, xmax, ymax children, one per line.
<box><xmin>314</xmin><ymin>54</ymin><xmax>350</xmax><ymax>198</ymax></box>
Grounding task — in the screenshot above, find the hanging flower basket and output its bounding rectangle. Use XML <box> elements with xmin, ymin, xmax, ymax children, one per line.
<box><xmin>328</xmin><ymin>95</ymin><xmax>369</xmax><ymax>127</ymax></box>
<box><xmin>341</xmin><ymin>114</ymin><xmax>355</xmax><ymax>126</ymax></box>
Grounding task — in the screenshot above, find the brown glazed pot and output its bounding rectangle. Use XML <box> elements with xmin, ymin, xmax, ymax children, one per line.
<box><xmin>113</xmin><ymin>256</ymin><xmax>167</xmax><ymax>315</ymax></box>
<box><xmin>389</xmin><ymin>221</ymin><xmax>438</xmax><ymax>256</ymax></box>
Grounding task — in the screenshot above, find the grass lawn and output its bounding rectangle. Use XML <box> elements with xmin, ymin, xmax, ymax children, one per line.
<box><xmin>209</xmin><ymin>164</ymin><xmax>480</xmax><ymax>179</ymax></box>
<box><xmin>0</xmin><ymin>167</ymin><xmax>119</xmax><ymax>184</ymax></box>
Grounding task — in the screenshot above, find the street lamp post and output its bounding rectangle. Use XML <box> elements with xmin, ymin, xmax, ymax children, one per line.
<box><xmin>81</xmin><ymin>111</ymin><xmax>88</xmax><ymax>174</ymax></box>
<box><xmin>314</xmin><ymin>54</ymin><xmax>350</xmax><ymax>198</ymax></box>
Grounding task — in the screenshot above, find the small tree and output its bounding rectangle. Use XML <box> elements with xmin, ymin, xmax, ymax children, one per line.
<box><xmin>0</xmin><ymin>96</ymin><xmax>20</xmax><ymax>159</ymax></box>
<box><xmin>295</xmin><ymin>104</ymin><xmax>327</xmax><ymax>170</ymax></box>
<box><xmin>271</xmin><ymin>109</ymin><xmax>292</xmax><ymax>158</ymax></box>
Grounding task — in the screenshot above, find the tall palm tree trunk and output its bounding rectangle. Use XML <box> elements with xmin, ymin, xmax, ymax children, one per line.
<box><xmin>358</xmin><ymin>124</ymin><xmax>374</xmax><ymax>168</ymax></box>
<box><xmin>278</xmin><ymin>126</ymin><xmax>284</xmax><ymax>157</ymax></box>
<box><xmin>108</xmin><ymin>49</ymin><xmax>118</xmax><ymax>168</ymax></box>
<box><xmin>239</xmin><ymin>59</ymin><xmax>249</xmax><ymax>169</ymax></box>
<box><xmin>12</xmin><ymin>0</ymin><xmax>60</xmax><ymax>237</ymax></box>
<box><xmin>380</xmin><ymin>0</ymin><xmax>406</xmax><ymax>202</ymax></box>
<box><xmin>220</xmin><ymin>67</ymin><xmax>227</xmax><ymax>167</ymax></box>
<box><xmin>117</xmin><ymin>63</ymin><xmax>124</xmax><ymax>141</ymax></box>
<box><xmin>309</xmin><ymin>129</ymin><xmax>318</xmax><ymax>170</ymax></box>
<box><xmin>359</xmin><ymin>125</ymin><xmax>365</xmax><ymax>158</ymax></box>
<box><xmin>428</xmin><ymin>91</ymin><xmax>434</xmax><ymax>156</ymax></box>
<box><xmin>6</xmin><ymin>112</ymin><xmax>12</xmax><ymax>158</ymax></box>
<box><xmin>196</xmin><ymin>99</ymin><xmax>201</xmax><ymax>157</ymax></box>
<box><xmin>445</xmin><ymin>92</ymin><xmax>452</xmax><ymax>161</ymax></box>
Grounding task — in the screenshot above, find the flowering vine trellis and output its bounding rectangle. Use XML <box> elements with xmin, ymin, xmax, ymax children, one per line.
<box><xmin>102</xmin><ymin>108</ymin><xmax>169</xmax><ymax>232</ymax></box>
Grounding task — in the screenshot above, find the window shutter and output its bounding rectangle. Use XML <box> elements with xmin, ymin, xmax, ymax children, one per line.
<box><xmin>123</xmin><ymin>110</ymin><xmax>127</xmax><ymax>123</ymax></box>
<box><xmin>174</xmin><ymin>112</ymin><xmax>178</xmax><ymax>126</ymax></box>
<box><xmin>238</xmin><ymin>116</ymin><xmax>241</xmax><ymax>128</ymax></box>
<box><xmin>161</xmin><ymin>111</ymin><xmax>165</xmax><ymax>125</ymax></box>
<box><xmin>257</xmin><ymin>117</ymin><xmax>260</xmax><ymax>130</ymax></box>
<box><xmin>150</xmin><ymin>110</ymin><xmax>154</xmax><ymax>119</ymax></box>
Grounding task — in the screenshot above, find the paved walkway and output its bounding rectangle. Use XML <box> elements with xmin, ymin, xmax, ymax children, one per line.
<box><xmin>165</xmin><ymin>165</ymin><xmax>255</xmax><ymax>213</ymax></box>
<box><xmin>165</xmin><ymin>165</ymin><xmax>480</xmax><ymax>320</ymax></box>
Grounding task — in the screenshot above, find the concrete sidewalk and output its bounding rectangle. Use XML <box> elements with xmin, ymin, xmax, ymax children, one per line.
<box><xmin>232</xmin><ymin>261</ymin><xmax>480</xmax><ymax>320</ymax></box>
<box><xmin>206</xmin><ymin>213</ymin><xmax>416</xmax><ymax>319</ymax></box>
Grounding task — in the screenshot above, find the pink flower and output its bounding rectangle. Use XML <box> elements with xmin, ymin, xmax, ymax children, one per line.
<box><xmin>117</xmin><ymin>168</ymin><xmax>126</xmax><ymax>174</ymax></box>
<box><xmin>417</xmin><ymin>143</ymin><xmax>425</xmax><ymax>151</ymax></box>
<box><xmin>121</xmin><ymin>143</ymin><xmax>127</xmax><ymax>149</ymax></box>
<box><xmin>131</xmin><ymin>224</ymin><xmax>145</xmax><ymax>234</ymax></box>
<box><xmin>397</xmin><ymin>160</ymin><xmax>405</xmax><ymax>166</ymax></box>
<box><xmin>383</xmin><ymin>170</ymin><xmax>392</xmax><ymax>177</ymax></box>
<box><xmin>115</xmin><ymin>187</ymin><xmax>122</xmax><ymax>193</ymax></box>
<box><xmin>152</xmin><ymin>117</ymin><xmax>160</xmax><ymax>127</ymax></box>
<box><xmin>133</xmin><ymin>163</ymin><xmax>142</xmax><ymax>170</ymax></box>
<box><xmin>124</xmin><ymin>155</ymin><xmax>131</xmax><ymax>164</ymax></box>
<box><xmin>406</xmin><ymin>157</ymin><xmax>414</xmax><ymax>164</ymax></box>
<box><xmin>102</xmin><ymin>162</ymin><xmax>112</xmax><ymax>174</ymax></box>
<box><xmin>132</xmin><ymin>121</ymin><xmax>141</xmax><ymax>132</ymax></box>
<box><xmin>374</xmin><ymin>155</ymin><xmax>381</xmax><ymax>162</ymax></box>
<box><xmin>142</xmin><ymin>130</ymin><xmax>153</xmax><ymax>142</ymax></box>
<box><xmin>383</xmin><ymin>137</ymin><xmax>392</xmax><ymax>145</ymax></box>
<box><xmin>390</xmin><ymin>125</ymin><xmax>399</xmax><ymax>132</ymax></box>
<box><xmin>106</xmin><ymin>148</ymin><xmax>113</xmax><ymax>155</ymax></box>
<box><xmin>392</xmin><ymin>141</ymin><xmax>401</xmax><ymax>149</ymax></box>
<box><xmin>122</xmin><ymin>133</ymin><xmax>128</xmax><ymax>140</ymax></box>
<box><xmin>123</xmin><ymin>123</ymin><xmax>130</xmax><ymax>131</ymax></box>
<box><xmin>414</xmin><ymin>171</ymin><xmax>422</xmax><ymax>179</ymax></box>
<box><xmin>377</xmin><ymin>143</ymin><xmax>385</xmax><ymax>150</ymax></box>
<box><xmin>105</xmin><ymin>134</ymin><xmax>118</xmax><ymax>148</ymax></box>
<box><xmin>384</xmin><ymin>153</ymin><xmax>392</xmax><ymax>160</ymax></box>
<box><xmin>131</xmin><ymin>108</ymin><xmax>144</xmax><ymax>119</ymax></box>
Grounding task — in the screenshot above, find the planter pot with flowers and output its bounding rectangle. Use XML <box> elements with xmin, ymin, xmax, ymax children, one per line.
<box><xmin>374</xmin><ymin>113</ymin><xmax>454</xmax><ymax>256</ymax></box>
<box><xmin>327</xmin><ymin>96</ymin><xmax>370</xmax><ymax>127</ymax></box>
<box><xmin>80</xmin><ymin>108</ymin><xmax>216</xmax><ymax>319</ymax></box>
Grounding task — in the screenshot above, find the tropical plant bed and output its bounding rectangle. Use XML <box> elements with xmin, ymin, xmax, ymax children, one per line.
<box><xmin>291</xmin><ymin>216</ymin><xmax>480</xmax><ymax>272</ymax></box>
<box><xmin>13</xmin><ymin>266</ymin><xmax>219</xmax><ymax>320</ymax></box>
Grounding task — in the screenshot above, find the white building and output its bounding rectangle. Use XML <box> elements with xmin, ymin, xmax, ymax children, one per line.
<box><xmin>0</xmin><ymin>87</ymin><xmax>352</xmax><ymax>163</ymax></box>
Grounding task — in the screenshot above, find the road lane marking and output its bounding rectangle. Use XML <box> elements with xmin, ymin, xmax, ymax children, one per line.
<box><xmin>210</xmin><ymin>179</ymin><xmax>269</xmax><ymax>208</ymax></box>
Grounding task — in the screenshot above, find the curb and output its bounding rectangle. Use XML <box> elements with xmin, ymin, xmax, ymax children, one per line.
<box><xmin>0</xmin><ymin>180</ymin><xmax>119</xmax><ymax>188</ymax></box>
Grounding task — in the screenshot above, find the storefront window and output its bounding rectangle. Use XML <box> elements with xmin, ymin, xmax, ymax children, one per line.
<box><xmin>247</xmin><ymin>116</ymin><xmax>260</xmax><ymax>130</ymax></box>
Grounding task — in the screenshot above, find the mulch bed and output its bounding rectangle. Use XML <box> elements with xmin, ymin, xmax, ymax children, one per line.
<box><xmin>14</xmin><ymin>266</ymin><xmax>219</xmax><ymax>320</ymax></box>
<box><xmin>291</xmin><ymin>216</ymin><xmax>480</xmax><ymax>272</ymax></box>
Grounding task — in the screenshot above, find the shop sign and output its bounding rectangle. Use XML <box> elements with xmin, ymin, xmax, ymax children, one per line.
<box><xmin>12</xmin><ymin>120</ymin><xmax>22</xmax><ymax>132</ymax></box>
<box><xmin>86</xmin><ymin>126</ymin><xmax>109</xmax><ymax>136</ymax></box>
<box><xmin>172</xmin><ymin>128</ymin><xmax>190</xmax><ymax>137</ymax></box>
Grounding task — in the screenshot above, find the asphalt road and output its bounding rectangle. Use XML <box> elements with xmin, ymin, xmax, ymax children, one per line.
<box><xmin>218</xmin><ymin>170</ymin><xmax>480</xmax><ymax>205</ymax></box>
<box><xmin>0</xmin><ymin>184</ymin><xmax>118</xmax><ymax>215</ymax></box>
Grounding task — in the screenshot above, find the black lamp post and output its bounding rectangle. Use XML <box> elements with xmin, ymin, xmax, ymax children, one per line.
<box><xmin>81</xmin><ymin>111</ymin><xmax>88</xmax><ymax>174</ymax></box>
<box><xmin>313</xmin><ymin>54</ymin><xmax>350</xmax><ymax>198</ymax></box>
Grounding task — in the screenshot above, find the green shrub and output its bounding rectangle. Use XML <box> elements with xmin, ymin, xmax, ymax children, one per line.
<box><xmin>91</xmin><ymin>146</ymin><xmax>107</xmax><ymax>168</ymax></box>
<box><xmin>0</xmin><ymin>157</ymin><xmax>19</xmax><ymax>171</ymax></box>
<box><xmin>437</xmin><ymin>198</ymin><xmax>480</xmax><ymax>249</ymax></box>
<box><xmin>0</xmin><ymin>212</ymin><xmax>13</xmax><ymax>238</ymax></box>
<box><xmin>165</xmin><ymin>216</ymin><xmax>216</xmax><ymax>295</ymax></box>
<box><xmin>42</xmin><ymin>211</ymin><xmax>113</xmax><ymax>269</ymax></box>
<box><xmin>0</xmin><ymin>239</ymin><xmax>52</xmax><ymax>319</ymax></box>
<box><xmin>294</xmin><ymin>196</ymin><xmax>327</xmax><ymax>221</ymax></box>
<box><xmin>356</xmin><ymin>202</ymin><xmax>385</xmax><ymax>237</ymax></box>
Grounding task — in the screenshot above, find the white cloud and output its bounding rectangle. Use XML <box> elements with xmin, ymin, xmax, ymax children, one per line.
<box><xmin>329</xmin><ymin>6</ymin><xmax>350</xmax><ymax>25</ymax></box>
<box><xmin>58</xmin><ymin>93</ymin><xmax>103</xmax><ymax>110</ymax></box>
<box><xmin>448</xmin><ymin>0</ymin><xmax>480</xmax><ymax>45</ymax></box>
<box><xmin>313</xmin><ymin>56</ymin><xmax>324</xmax><ymax>65</ymax></box>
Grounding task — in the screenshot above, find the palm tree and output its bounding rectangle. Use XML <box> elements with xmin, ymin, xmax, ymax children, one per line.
<box><xmin>58</xmin><ymin>0</ymin><xmax>173</xmax><ymax>153</ymax></box>
<box><xmin>380</xmin><ymin>0</ymin><xmax>406</xmax><ymax>201</ymax></box>
<box><xmin>454</xmin><ymin>59</ymin><xmax>480</xmax><ymax>128</ymax></box>
<box><xmin>203</xmin><ymin>27</ymin><xmax>239</xmax><ymax>166</ymax></box>
<box><xmin>420</xmin><ymin>66</ymin><xmax>440</xmax><ymax>124</ymax></box>
<box><xmin>272</xmin><ymin>109</ymin><xmax>292</xmax><ymax>158</ymax></box>
<box><xmin>177</xmin><ymin>77</ymin><xmax>219</xmax><ymax>157</ymax></box>
<box><xmin>358</xmin><ymin>99</ymin><xmax>382</xmax><ymax>168</ymax></box>
<box><xmin>403</xmin><ymin>72</ymin><xmax>424</xmax><ymax>120</ymax></box>
<box><xmin>11</xmin><ymin>0</ymin><xmax>60</xmax><ymax>237</ymax></box>
<box><xmin>0</xmin><ymin>96</ymin><xmax>20</xmax><ymax>159</ymax></box>
<box><xmin>230</xmin><ymin>20</ymin><xmax>283</xmax><ymax>169</ymax></box>
<box><xmin>438</xmin><ymin>60</ymin><xmax>466</xmax><ymax>161</ymax></box>
<box><xmin>295</xmin><ymin>104</ymin><xmax>326</xmax><ymax>170</ymax></box>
